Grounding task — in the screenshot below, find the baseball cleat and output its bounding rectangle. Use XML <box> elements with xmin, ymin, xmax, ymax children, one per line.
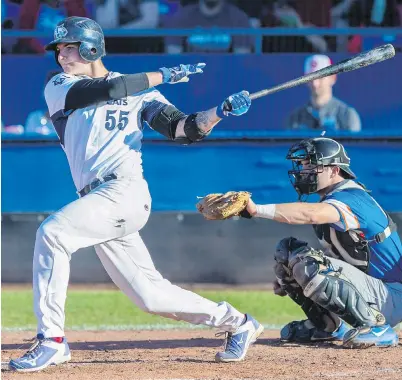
<box><xmin>342</xmin><ymin>324</ymin><xmax>399</xmax><ymax>349</ymax></box>
<box><xmin>215</xmin><ymin>314</ymin><xmax>264</xmax><ymax>362</ymax></box>
<box><xmin>311</xmin><ymin>321</ymin><xmax>349</xmax><ymax>341</ymax></box>
<box><xmin>9</xmin><ymin>334</ymin><xmax>71</xmax><ymax>372</ymax></box>
<box><xmin>281</xmin><ymin>319</ymin><xmax>349</xmax><ymax>343</ymax></box>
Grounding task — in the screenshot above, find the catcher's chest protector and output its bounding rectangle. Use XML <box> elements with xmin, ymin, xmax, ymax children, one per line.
<box><xmin>314</xmin><ymin>224</ymin><xmax>370</xmax><ymax>273</ymax></box>
<box><xmin>314</xmin><ymin>180</ymin><xmax>396</xmax><ymax>273</ymax></box>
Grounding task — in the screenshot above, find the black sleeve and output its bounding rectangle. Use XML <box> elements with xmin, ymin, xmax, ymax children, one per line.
<box><xmin>142</xmin><ymin>101</ymin><xmax>209</xmax><ymax>144</ymax></box>
<box><xmin>64</xmin><ymin>73</ymin><xmax>149</xmax><ymax>111</ymax></box>
<box><xmin>142</xmin><ymin>100</ymin><xmax>186</xmax><ymax>140</ymax></box>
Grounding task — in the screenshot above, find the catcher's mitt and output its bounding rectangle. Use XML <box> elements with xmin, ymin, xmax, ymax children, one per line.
<box><xmin>196</xmin><ymin>191</ymin><xmax>251</xmax><ymax>220</ymax></box>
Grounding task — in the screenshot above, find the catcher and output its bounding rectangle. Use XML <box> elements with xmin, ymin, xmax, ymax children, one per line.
<box><xmin>197</xmin><ymin>137</ymin><xmax>402</xmax><ymax>348</ymax></box>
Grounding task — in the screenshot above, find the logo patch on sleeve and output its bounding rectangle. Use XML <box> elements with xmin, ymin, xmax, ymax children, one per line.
<box><xmin>53</xmin><ymin>75</ymin><xmax>68</xmax><ymax>86</ymax></box>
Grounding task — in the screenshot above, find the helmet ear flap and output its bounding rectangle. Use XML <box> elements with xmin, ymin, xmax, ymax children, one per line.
<box><xmin>79</xmin><ymin>41</ymin><xmax>104</xmax><ymax>62</ymax></box>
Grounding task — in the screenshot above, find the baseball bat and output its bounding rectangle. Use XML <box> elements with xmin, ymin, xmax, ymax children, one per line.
<box><xmin>248</xmin><ymin>44</ymin><xmax>395</xmax><ymax>100</ymax></box>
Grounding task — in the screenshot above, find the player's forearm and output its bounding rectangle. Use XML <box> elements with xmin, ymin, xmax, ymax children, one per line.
<box><xmin>254</xmin><ymin>203</ymin><xmax>337</xmax><ymax>225</ymax></box>
<box><xmin>175</xmin><ymin>108</ymin><xmax>222</xmax><ymax>139</ymax></box>
<box><xmin>146</xmin><ymin>72</ymin><xmax>164</xmax><ymax>88</ymax></box>
<box><xmin>253</xmin><ymin>203</ymin><xmax>308</xmax><ymax>224</ymax></box>
<box><xmin>169</xmin><ymin>91</ymin><xmax>250</xmax><ymax>143</ymax></box>
<box><xmin>194</xmin><ymin>107</ymin><xmax>222</xmax><ymax>133</ymax></box>
<box><xmin>272</xmin><ymin>203</ymin><xmax>319</xmax><ymax>224</ymax></box>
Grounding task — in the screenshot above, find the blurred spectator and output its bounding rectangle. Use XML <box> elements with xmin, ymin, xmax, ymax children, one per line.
<box><xmin>2</xmin><ymin>18</ymin><xmax>17</xmax><ymax>54</ymax></box>
<box><xmin>398</xmin><ymin>0</ymin><xmax>402</xmax><ymax>22</ymax></box>
<box><xmin>94</xmin><ymin>0</ymin><xmax>162</xmax><ymax>53</ymax></box>
<box><xmin>348</xmin><ymin>0</ymin><xmax>400</xmax><ymax>27</ymax></box>
<box><xmin>262</xmin><ymin>0</ymin><xmax>329</xmax><ymax>53</ymax></box>
<box><xmin>2</xmin><ymin>124</ymin><xmax>25</xmax><ymax>135</ymax></box>
<box><xmin>286</xmin><ymin>55</ymin><xmax>361</xmax><ymax>132</ymax></box>
<box><xmin>24</xmin><ymin>71</ymin><xmax>60</xmax><ymax>136</ymax></box>
<box><xmin>349</xmin><ymin>0</ymin><xmax>401</xmax><ymax>51</ymax></box>
<box><xmin>333</xmin><ymin>0</ymin><xmax>401</xmax><ymax>52</ymax></box>
<box><xmin>95</xmin><ymin>0</ymin><xmax>159</xmax><ymax>29</ymax></box>
<box><xmin>232</xmin><ymin>0</ymin><xmax>267</xmax><ymax>28</ymax></box>
<box><xmin>179</xmin><ymin>0</ymin><xmax>198</xmax><ymax>5</ymax></box>
<box><xmin>292</xmin><ymin>0</ymin><xmax>331</xmax><ymax>27</ymax></box>
<box><xmin>11</xmin><ymin>0</ymin><xmax>87</xmax><ymax>54</ymax></box>
<box><xmin>163</xmin><ymin>0</ymin><xmax>252</xmax><ymax>53</ymax></box>
<box><xmin>331</xmin><ymin>0</ymin><xmax>357</xmax><ymax>52</ymax></box>
<box><xmin>178</xmin><ymin>0</ymin><xmax>267</xmax><ymax>26</ymax></box>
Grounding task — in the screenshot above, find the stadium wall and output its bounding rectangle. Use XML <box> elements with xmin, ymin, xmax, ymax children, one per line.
<box><xmin>3</xmin><ymin>141</ymin><xmax>402</xmax><ymax>213</ymax></box>
<box><xmin>3</xmin><ymin>53</ymin><xmax>402</xmax><ymax>284</ymax></box>
<box><xmin>2</xmin><ymin>140</ymin><xmax>402</xmax><ymax>284</ymax></box>
<box><xmin>2</xmin><ymin>212</ymin><xmax>400</xmax><ymax>284</ymax></box>
<box><xmin>2</xmin><ymin>54</ymin><xmax>402</xmax><ymax>131</ymax></box>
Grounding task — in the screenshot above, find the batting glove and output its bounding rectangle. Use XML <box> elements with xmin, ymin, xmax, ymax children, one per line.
<box><xmin>159</xmin><ymin>63</ymin><xmax>206</xmax><ymax>84</ymax></box>
<box><xmin>216</xmin><ymin>90</ymin><xmax>251</xmax><ymax>118</ymax></box>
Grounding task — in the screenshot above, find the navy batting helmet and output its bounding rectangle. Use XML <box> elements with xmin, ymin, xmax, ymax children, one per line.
<box><xmin>45</xmin><ymin>17</ymin><xmax>106</xmax><ymax>62</ymax></box>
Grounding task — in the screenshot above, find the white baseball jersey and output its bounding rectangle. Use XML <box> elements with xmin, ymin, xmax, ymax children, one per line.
<box><xmin>35</xmin><ymin>71</ymin><xmax>248</xmax><ymax>343</ymax></box>
<box><xmin>44</xmin><ymin>72</ymin><xmax>171</xmax><ymax>191</ymax></box>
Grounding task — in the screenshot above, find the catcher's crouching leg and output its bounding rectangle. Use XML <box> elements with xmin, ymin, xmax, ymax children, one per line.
<box><xmin>289</xmin><ymin>247</ymin><xmax>386</xmax><ymax>332</ymax></box>
<box><xmin>274</xmin><ymin>238</ymin><xmax>342</xmax><ymax>343</ymax></box>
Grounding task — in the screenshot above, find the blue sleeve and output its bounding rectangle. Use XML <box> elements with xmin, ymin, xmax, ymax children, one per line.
<box><xmin>323</xmin><ymin>190</ymin><xmax>368</xmax><ymax>231</ymax></box>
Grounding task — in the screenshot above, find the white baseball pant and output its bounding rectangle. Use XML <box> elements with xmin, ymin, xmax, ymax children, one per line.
<box><xmin>33</xmin><ymin>176</ymin><xmax>245</xmax><ymax>337</ymax></box>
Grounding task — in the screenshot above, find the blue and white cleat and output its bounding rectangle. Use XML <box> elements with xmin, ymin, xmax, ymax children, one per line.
<box><xmin>311</xmin><ymin>320</ymin><xmax>349</xmax><ymax>341</ymax></box>
<box><xmin>281</xmin><ymin>319</ymin><xmax>349</xmax><ymax>343</ymax></box>
<box><xmin>343</xmin><ymin>324</ymin><xmax>399</xmax><ymax>349</ymax></box>
<box><xmin>9</xmin><ymin>334</ymin><xmax>71</xmax><ymax>372</ymax></box>
<box><xmin>215</xmin><ymin>314</ymin><xmax>264</xmax><ymax>362</ymax></box>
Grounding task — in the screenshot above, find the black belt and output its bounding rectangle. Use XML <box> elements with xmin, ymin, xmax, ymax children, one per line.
<box><xmin>78</xmin><ymin>173</ymin><xmax>118</xmax><ymax>197</ymax></box>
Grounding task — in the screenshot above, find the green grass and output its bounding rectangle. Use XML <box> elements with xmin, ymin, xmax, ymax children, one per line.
<box><xmin>2</xmin><ymin>289</ymin><xmax>305</xmax><ymax>330</ymax></box>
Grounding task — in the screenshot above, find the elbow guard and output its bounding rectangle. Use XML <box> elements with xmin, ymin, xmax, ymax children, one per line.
<box><xmin>180</xmin><ymin>113</ymin><xmax>211</xmax><ymax>144</ymax></box>
<box><xmin>150</xmin><ymin>109</ymin><xmax>210</xmax><ymax>145</ymax></box>
<box><xmin>150</xmin><ymin>105</ymin><xmax>186</xmax><ymax>140</ymax></box>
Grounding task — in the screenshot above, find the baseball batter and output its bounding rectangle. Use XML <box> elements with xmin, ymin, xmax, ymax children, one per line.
<box><xmin>9</xmin><ymin>17</ymin><xmax>263</xmax><ymax>372</ymax></box>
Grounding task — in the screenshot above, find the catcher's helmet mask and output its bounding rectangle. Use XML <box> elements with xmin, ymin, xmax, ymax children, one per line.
<box><xmin>286</xmin><ymin>137</ymin><xmax>357</xmax><ymax>199</ymax></box>
<box><xmin>45</xmin><ymin>17</ymin><xmax>106</xmax><ymax>65</ymax></box>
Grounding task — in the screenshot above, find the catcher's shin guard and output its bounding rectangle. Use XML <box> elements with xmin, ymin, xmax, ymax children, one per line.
<box><xmin>275</xmin><ymin>263</ymin><xmax>339</xmax><ymax>333</ymax></box>
<box><xmin>274</xmin><ymin>238</ymin><xmax>340</xmax><ymax>334</ymax></box>
<box><xmin>290</xmin><ymin>250</ymin><xmax>386</xmax><ymax>328</ymax></box>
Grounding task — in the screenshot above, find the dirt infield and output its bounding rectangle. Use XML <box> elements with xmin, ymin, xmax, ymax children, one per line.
<box><xmin>2</xmin><ymin>330</ymin><xmax>402</xmax><ymax>380</ymax></box>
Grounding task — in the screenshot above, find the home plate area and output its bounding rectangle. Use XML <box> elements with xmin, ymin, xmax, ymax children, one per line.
<box><xmin>2</xmin><ymin>330</ymin><xmax>402</xmax><ymax>380</ymax></box>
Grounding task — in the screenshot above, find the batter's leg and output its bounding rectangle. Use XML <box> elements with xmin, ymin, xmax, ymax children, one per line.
<box><xmin>95</xmin><ymin>232</ymin><xmax>264</xmax><ymax>362</ymax></box>
<box><xmin>95</xmin><ymin>232</ymin><xmax>244</xmax><ymax>329</ymax></box>
<box><xmin>33</xmin><ymin>178</ymin><xmax>151</xmax><ymax>338</ymax></box>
